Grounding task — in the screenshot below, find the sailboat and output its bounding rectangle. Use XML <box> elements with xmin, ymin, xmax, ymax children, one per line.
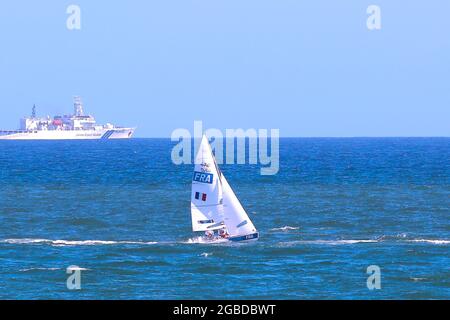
<box><xmin>190</xmin><ymin>135</ymin><xmax>259</xmax><ymax>242</ymax></box>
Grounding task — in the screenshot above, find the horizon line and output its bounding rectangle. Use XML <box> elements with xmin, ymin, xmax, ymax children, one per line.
<box><xmin>132</xmin><ymin>136</ymin><xmax>450</xmax><ymax>139</ymax></box>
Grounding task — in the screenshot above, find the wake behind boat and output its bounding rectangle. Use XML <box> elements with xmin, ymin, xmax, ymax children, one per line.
<box><xmin>190</xmin><ymin>135</ymin><xmax>259</xmax><ymax>242</ymax></box>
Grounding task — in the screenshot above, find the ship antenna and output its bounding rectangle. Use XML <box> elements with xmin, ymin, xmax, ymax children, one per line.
<box><xmin>32</xmin><ymin>104</ymin><xmax>36</xmax><ymax>118</ymax></box>
<box><xmin>73</xmin><ymin>96</ymin><xmax>84</xmax><ymax>116</ymax></box>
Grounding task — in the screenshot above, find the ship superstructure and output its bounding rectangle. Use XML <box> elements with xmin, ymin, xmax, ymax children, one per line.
<box><xmin>0</xmin><ymin>97</ymin><xmax>135</xmax><ymax>140</ymax></box>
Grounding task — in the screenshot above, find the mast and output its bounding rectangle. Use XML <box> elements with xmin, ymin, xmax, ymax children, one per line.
<box><xmin>31</xmin><ymin>104</ymin><xmax>36</xmax><ymax>118</ymax></box>
<box><xmin>73</xmin><ymin>96</ymin><xmax>84</xmax><ymax>116</ymax></box>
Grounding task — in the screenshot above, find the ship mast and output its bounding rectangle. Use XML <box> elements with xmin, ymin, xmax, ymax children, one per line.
<box><xmin>73</xmin><ymin>96</ymin><xmax>84</xmax><ymax>116</ymax></box>
<box><xmin>31</xmin><ymin>104</ymin><xmax>36</xmax><ymax>118</ymax></box>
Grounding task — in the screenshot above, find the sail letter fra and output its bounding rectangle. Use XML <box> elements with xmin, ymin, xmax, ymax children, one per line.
<box><xmin>193</xmin><ymin>171</ymin><xmax>213</xmax><ymax>184</ymax></box>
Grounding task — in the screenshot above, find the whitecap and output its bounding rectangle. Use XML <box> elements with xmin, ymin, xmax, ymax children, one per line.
<box><xmin>411</xmin><ymin>277</ymin><xmax>427</xmax><ymax>282</ymax></box>
<box><xmin>19</xmin><ymin>267</ymin><xmax>61</xmax><ymax>272</ymax></box>
<box><xmin>183</xmin><ymin>236</ymin><xmax>229</xmax><ymax>244</ymax></box>
<box><xmin>1</xmin><ymin>238</ymin><xmax>158</xmax><ymax>246</ymax></box>
<box><xmin>407</xmin><ymin>239</ymin><xmax>450</xmax><ymax>245</ymax></box>
<box><xmin>1</xmin><ymin>238</ymin><xmax>50</xmax><ymax>244</ymax></box>
<box><xmin>280</xmin><ymin>239</ymin><xmax>379</xmax><ymax>246</ymax></box>
<box><xmin>270</xmin><ymin>226</ymin><xmax>299</xmax><ymax>232</ymax></box>
<box><xmin>200</xmin><ymin>252</ymin><xmax>212</xmax><ymax>257</ymax></box>
<box><xmin>66</xmin><ymin>266</ymin><xmax>90</xmax><ymax>271</ymax></box>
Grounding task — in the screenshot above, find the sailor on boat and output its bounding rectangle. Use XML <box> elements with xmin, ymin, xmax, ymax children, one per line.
<box><xmin>219</xmin><ymin>229</ymin><xmax>229</xmax><ymax>239</ymax></box>
<box><xmin>205</xmin><ymin>230</ymin><xmax>214</xmax><ymax>240</ymax></box>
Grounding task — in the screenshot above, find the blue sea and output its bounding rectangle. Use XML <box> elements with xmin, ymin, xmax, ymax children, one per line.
<box><xmin>0</xmin><ymin>138</ymin><xmax>448</xmax><ymax>299</ymax></box>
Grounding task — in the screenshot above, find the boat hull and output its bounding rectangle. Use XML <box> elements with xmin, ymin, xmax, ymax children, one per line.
<box><xmin>0</xmin><ymin>128</ymin><xmax>135</xmax><ymax>140</ymax></box>
<box><xmin>228</xmin><ymin>232</ymin><xmax>259</xmax><ymax>242</ymax></box>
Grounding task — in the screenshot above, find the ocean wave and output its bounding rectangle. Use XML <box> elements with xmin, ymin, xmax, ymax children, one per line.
<box><xmin>200</xmin><ymin>252</ymin><xmax>212</xmax><ymax>257</ymax></box>
<box><xmin>279</xmin><ymin>238</ymin><xmax>450</xmax><ymax>246</ymax></box>
<box><xmin>410</xmin><ymin>277</ymin><xmax>427</xmax><ymax>282</ymax></box>
<box><xmin>66</xmin><ymin>266</ymin><xmax>90</xmax><ymax>271</ymax></box>
<box><xmin>19</xmin><ymin>267</ymin><xmax>61</xmax><ymax>272</ymax></box>
<box><xmin>376</xmin><ymin>234</ymin><xmax>449</xmax><ymax>245</ymax></box>
<box><xmin>375</xmin><ymin>233</ymin><xmax>409</xmax><ymax>241</ymax></box>
<box><xmin>3</xmin><ymin>237</ymin><xmax>448</xmax><ymax>247</ymax></box>
<box><xmin>20</xmin><ymin>266</ymin><xmax>89</xmax><ymax>272</ymax></box>
<box><xmin>183</xmin><ymin>236</ymin><xmax>229</xmax><ymax>244</ymax></box>
<box><xmin>270</xmin><ymin>226</ymin><xmax>299</xmax><ymax>232</ymax></box>
<box><xmin>0</xmin><ymin>238</ymin><xmax>158</xmax><ymax>246</ymax></box>
<box><xmin>281</xmin><ymin>239</ymin><xmax>379</xmax><ymax>246</ymax></box>
<box><xmin>406</xmin><ymin>239</ymin><xmax>450</xmax><ymax>245</ymax></box>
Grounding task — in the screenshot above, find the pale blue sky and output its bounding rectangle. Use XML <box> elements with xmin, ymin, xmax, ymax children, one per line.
<box><xmin>0</xmin><ymin>1</ymin><xmax>449</xmax><ymax>137</ymax></box>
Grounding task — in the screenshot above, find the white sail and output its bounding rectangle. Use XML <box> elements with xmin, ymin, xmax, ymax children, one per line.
<box><xmin>190</xmin><ymin>135</ymin><xmax>224</xmax><ymax>232</ymax></box>
<box><xmin>221</xmin><ymin>175</ymin><xmax>257</xmax><ymax>237</ymax></box>
<box><xmin>190</xmin><ymin>135</ymin><xmax>258</xmax><ymax>241</ymax></box>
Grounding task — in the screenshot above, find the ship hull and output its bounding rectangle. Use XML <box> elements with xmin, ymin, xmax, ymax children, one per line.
<box><xmin>0</xmin><ymin>128</ymin><xmax>135</xmax><ymax>140</ymax></box>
